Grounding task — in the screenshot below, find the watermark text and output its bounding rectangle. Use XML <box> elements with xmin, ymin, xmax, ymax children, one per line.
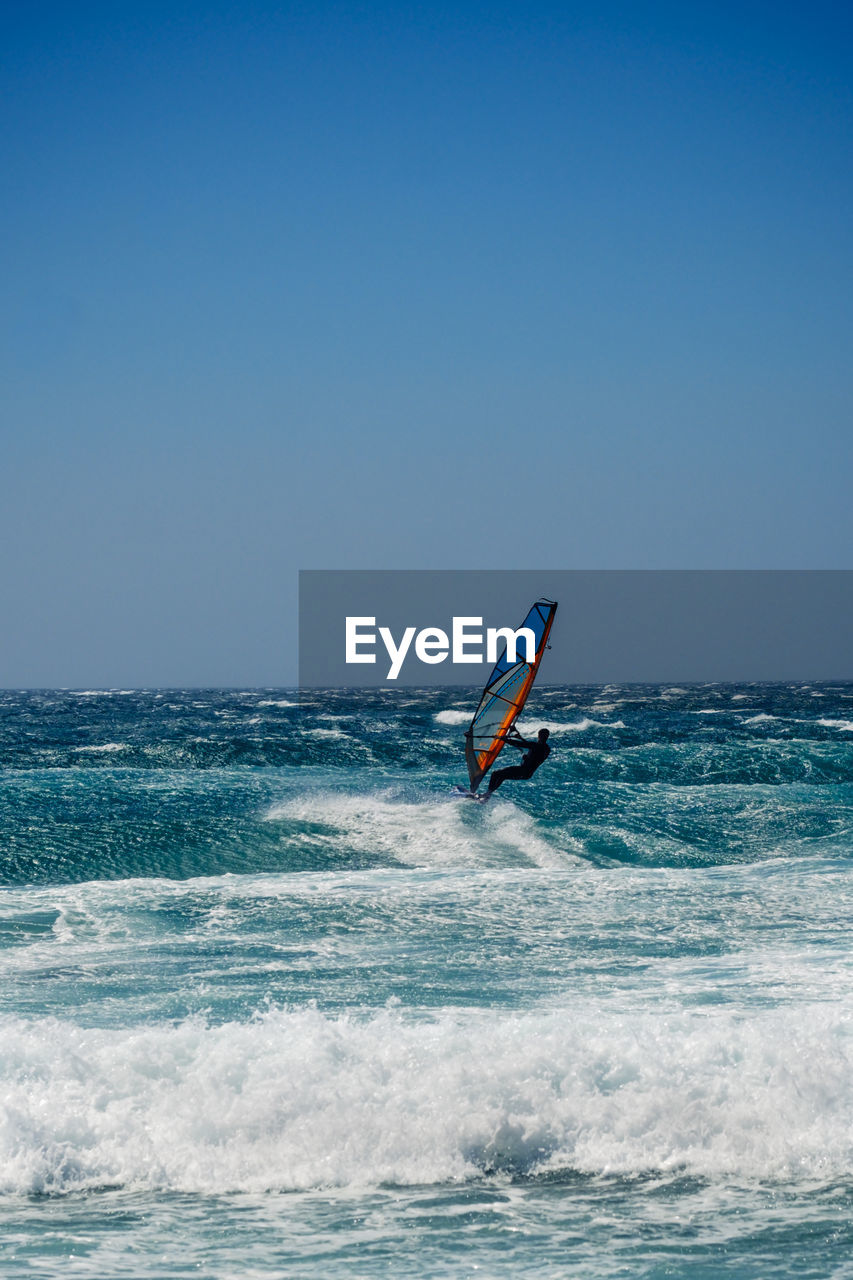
<box><xmin>346</xmin><ymin>617</ymin><xmax>535</xmax><ymax>680</ymax></box>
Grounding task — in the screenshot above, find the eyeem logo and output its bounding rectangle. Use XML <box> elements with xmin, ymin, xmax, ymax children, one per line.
<box><xmin>346</xmin><ymin>617</ymin><xmax>536</xmax><ymax>680</ymax></box>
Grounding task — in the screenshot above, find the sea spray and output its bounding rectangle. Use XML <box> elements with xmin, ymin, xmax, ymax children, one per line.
<box><xmin>2</xmin><ymin>1001</ymin><xmax>852</xmax><ymax>1196</ymax></box>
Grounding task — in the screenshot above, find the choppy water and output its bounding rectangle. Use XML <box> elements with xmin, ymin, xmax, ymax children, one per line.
<box><xmin>1</xmin><ymin>684</ymin><xmax>852</xmax><ymax>1277</ymax></box>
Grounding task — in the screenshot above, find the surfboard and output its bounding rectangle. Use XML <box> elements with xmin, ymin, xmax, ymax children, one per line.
<box><xmin>450</xmin><ymin>785</ymin><xmax>490</xmax><ymax>804</ymax></box>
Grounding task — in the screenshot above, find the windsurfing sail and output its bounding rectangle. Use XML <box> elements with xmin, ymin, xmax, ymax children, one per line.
<box><xmin>464</xmin><ymin>598</ymin><xmax>557</xmax><ymax>792</ymax></box>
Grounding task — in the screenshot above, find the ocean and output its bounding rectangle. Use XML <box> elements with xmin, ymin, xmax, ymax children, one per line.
<box><xmin>1</xmin><ymin>684</ymin><xmax>852</xmax><ymax>1278</ymax></box>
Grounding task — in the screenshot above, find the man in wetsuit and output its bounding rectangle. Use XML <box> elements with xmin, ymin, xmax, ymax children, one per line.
<box><xmin>485</xmin><ymin>727</ymin><xmax>551</xmax><ymax>797</ymax></box>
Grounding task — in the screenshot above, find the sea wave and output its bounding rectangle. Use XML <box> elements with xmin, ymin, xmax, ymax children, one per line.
<box><xmin>435</xmin><ymin>711</ymin><xmax>626</xmax><ymax>734</ymax></box>
<box><xmin>263</xmin><ymin>790</ymin><xmax>579</xmax><ymax>870</ymax></box>
<box><xmin>515</xmin><ymin>718</ymin><xmax>626</xmax><ymax>734</ymax></box>
<box><xmin>1</xmin><ymin>1002</ymin><xmax>851</xmax><ymax>1196</ymax></box>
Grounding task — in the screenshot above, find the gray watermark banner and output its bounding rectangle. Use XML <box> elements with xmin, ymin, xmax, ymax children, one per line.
<box><xmin>298</xmin><ymin>570</ymin><xmax>853</xmax><ymax>687</ymax></box>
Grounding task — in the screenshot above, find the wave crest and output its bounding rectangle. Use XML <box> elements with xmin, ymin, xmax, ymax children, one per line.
<box><xmin>2</xmin><ymin>1003</ymin><xmax>851</xmax><ymax>1195</ymax></box>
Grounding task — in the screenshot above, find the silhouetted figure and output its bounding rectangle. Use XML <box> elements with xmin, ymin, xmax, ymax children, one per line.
<box><xmin>485</xmin><ymin>727</ymin><xmax>551</xmax><ymax>797</ymax></box>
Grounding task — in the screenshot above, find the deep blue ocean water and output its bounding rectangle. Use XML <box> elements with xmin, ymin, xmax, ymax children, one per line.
<box><xmin>1</xmin><ymin>684</ymin><xmax>852</xmax><ymax>1278</ymax></box>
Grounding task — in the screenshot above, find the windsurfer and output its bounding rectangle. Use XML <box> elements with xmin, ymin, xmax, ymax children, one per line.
<box><xmin>484</xmin><ymin>727</ymin><xmax>551</xmax><ymax>796</ymax></box>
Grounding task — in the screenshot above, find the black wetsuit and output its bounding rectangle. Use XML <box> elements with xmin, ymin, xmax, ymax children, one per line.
<box><xmin>486</xmin><ymin>737</ymin><xmax>550</xmax><ymax>794</ymax></box>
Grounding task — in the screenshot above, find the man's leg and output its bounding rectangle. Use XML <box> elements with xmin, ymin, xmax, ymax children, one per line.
<box><xmin>487</xmin><ymin>764</ymin><xmax>527</xmax><ymax>794</ymax></box>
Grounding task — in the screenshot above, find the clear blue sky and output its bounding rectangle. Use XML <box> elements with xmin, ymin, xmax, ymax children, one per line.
<box><xmin>3</xmin><ymin>1</ymin><xmax>851</xmax><ymax>684</ymax></box>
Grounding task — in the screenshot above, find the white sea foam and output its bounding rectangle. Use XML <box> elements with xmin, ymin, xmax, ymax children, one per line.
<box><xmin>265</xmin><ymin>791</ymin><xmax>481</xmax><ymax>867</ymax></box>
<box><xmin>73</xmin><ymin>742</ymin><xmax>129</xmax><ymax>753</ymax></box>
<box><xmin>1</xmin><ymin>1001</ymin><xmax>851</xmax><ymax>1196</ymax></box>
<box><xmin>257</xmin><ymin>700</ymin><xmax>298</xmax><ymax>708</ymax></box>
<box><xmin>742</xmin><ymin>714</ymin><xmax>853</xmax><ymax>732</ymax></box>
<box><xmin>435</xmin><ymin>712</ymin><xmax>625</xmax><ymax>734</ymax></box>
<box><xmin>516</xmin><ymin>718</ymin><xmax>625</xmax><ymax>734</ymax></box>
<box><xmin>263</xmin><ymin>791</ymin><xmax>575</xmax><ymax>870</ymax></box>
<box><xmin>482</xmin><ymin>804</ymin><xmax>582</xmax><ymax>868</ymax></box>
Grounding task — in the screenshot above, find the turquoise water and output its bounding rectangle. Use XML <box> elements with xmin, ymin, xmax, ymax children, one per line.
<box><xmin>1</xmin><ymin>685</ymin><xmax>852</xmax><ymax>1277</ymax></box>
